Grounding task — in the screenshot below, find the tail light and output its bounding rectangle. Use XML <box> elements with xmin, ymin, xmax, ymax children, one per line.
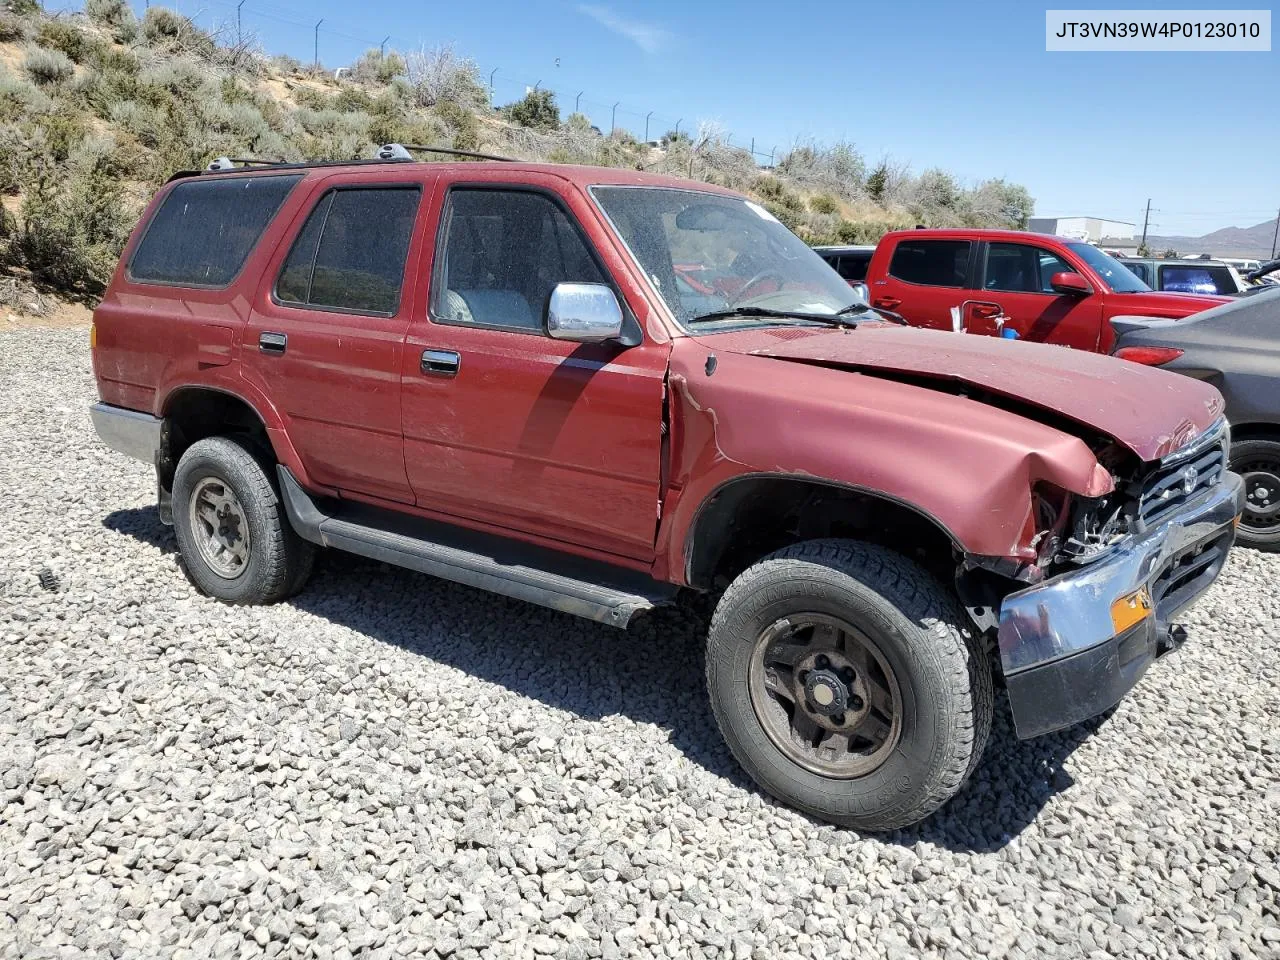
<box><xmin>1114</xmin><ymin>345</ymin><xmax>1184</xmax><ymax>366</ymax></box>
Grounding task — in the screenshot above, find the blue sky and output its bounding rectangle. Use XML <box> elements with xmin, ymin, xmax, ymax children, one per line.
<box><xmin>105</xmin><ymin>0</ymin><xmax>1276</xmax><ymax>235</ymax></box>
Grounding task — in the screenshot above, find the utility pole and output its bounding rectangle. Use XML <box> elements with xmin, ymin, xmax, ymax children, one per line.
<box><xmin>1140</xmin><ymin>198</ymin><xmax>1152</xmax><ymax>250</ymax></box>
<box><xmin>1271</xmin><ymin>207</ymin><xmax>1280</xmax><ymax>259</ymax></box>
<box><xmin>313</xmin><ymin>18</ymin><xmax>323</xmax><ymax>70</ymax></box>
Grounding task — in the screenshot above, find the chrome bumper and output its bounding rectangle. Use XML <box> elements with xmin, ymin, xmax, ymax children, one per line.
<box><xmin>90</xmin><ymin>402</ymin><xmax>163</xmax><ymax>464</ymax></box>
<box><xmin>999</xmin><ymin>471</ymin><xmax>1244</xmax><ymax>738</ymax></box>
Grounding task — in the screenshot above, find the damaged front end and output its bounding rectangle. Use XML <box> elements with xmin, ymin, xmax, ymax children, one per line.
<box><xmin>976</xmin><ymin>420</ymin><xmax>1243</xmax><ymax>739</ymax></box>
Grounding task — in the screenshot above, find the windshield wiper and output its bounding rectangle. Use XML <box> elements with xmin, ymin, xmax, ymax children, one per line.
<box><xmin>688</xmin><ymin>306</ymin><xmax>860</xmax><ymax>328</ymax></box>
<box><xmin>836</xmin><ymin>302</ymin><xmax>909</xmax><ymax>325</ymax></box>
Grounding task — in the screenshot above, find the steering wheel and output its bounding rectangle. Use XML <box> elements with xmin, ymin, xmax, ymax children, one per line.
<box><xmin>728</xmin><ymin>269</ymin><xmax>788</xmax><ymax>305</ymax></box>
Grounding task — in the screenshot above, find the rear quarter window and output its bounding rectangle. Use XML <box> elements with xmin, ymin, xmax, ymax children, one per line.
<box><xmin>888</xmin><ymin>240</ymin><xmax>971</xmax><ymax>287</ymax></box>
<box><xmin>128</xmin><ymin>174</ymin><xmax>302</xmax><ymax>288</ymax></box>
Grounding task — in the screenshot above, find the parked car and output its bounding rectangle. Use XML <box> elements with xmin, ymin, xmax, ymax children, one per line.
<box><xmin>812</xmin><ymin>244</ymin><xmax>876</xmax><ymax>285</ymax></box>
<box><xmin>1111</xmin><ymin>288</ymin><xmax>1280</xmax><ymax>550</ymax></box>
<box><xmin>864</xmin><ymin>229</ymin><xmax>1231</xmax><ymax>351</ymax></box>
<box><xmin>1118</xmin><ymin>258</ymin><xmax>1248</xmax><ymax>296</ymax></box>
<box><xmin>90</xmin><ymin>150</ymin><xmax>1244</xmax><ymax>831</ymax></box>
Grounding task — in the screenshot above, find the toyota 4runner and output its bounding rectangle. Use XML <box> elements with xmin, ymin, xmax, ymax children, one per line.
<box><xmin>90</xmin><ymin>148</ymin><xmax>1245</xmax><ymax>830</ymax></box>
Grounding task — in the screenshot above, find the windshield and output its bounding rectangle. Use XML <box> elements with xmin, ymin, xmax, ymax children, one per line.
<box><xmin>1067</xmin><ymin>242</ymin><xmax>1151</xmax><ymax>293</ymax></box>
<box><xmin>592</xmin><ymin>186</ymin><xmax>855</xmax><ymax>325</ymax></box>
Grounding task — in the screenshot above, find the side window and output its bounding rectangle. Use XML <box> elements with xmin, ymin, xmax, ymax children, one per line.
<box><xmin>130</xmin><ymin>174</ymin><xmax>302</xmax><ymax>287</ymax></box>
<box><xmin>888</xmin><ymin>240</ymin><xmax>971</xmax><ymax>287</ymax></box>
<box><xmin>1159</xmin><ymin>265</ymin><xmax>1225</xmax><ymax>295</ymax></box>
<box><xmin>433</xmin><ymin>189</ymin><xmax>608</xmax><ymax>331</ymax></box>
<box><xmin>1124</xmin><ymin>261</ymin><xmax>1150</xmax><ymax>284</ymax></box>
<box><xmin>835</xmin><ymin>255</ymin><xmax>869</xmax><ymax>282</ymax></box>
<box><xmin>276</xmin><ymin>186</ymin><xmax>420</xmax><ymax>315</ymax></box>
<box><xmin>983</xmin><ymin>243</ymin><xmax>1072</xmax><ymax>293</ymax></box>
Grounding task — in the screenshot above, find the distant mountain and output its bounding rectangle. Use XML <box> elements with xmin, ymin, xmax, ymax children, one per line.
<box><xmin>1149</xmin><ymin>218</ymin><xmax>1278</xmax><ymax>259</ymax></box>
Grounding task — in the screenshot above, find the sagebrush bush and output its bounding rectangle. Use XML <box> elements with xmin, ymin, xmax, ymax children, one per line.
<box><xmin>0</xmin><ymin>70</ymin><xmax>51</xmax><ymax>121</ymax></box>
<box><xmin>809</xmin><ymin>193</ymin><xmax>838</xmax><ymax>215</ymax></box>
<box><xmin>432</xmin><ymin>98</ymin><xmax>479</xmax><ymax>149</ymax></box>
<box><xmin>142</xmin><ymin>7</ymin><xmax>215</xmax><ymax>58</ymax></box>
<box><xmin>24</xmin><ymin>45</ymin><xmax>76</xmax><ymax>86</ymax></box>
<box><xmin>13</xmin><ymin>138</ymin><xmax>132</xmax><ymax>290</ymax></box>
<box><xmin>506</xmin><ymin>89</ymin><xmax>558</xmax><ymax>131</ymax></box>
<box><xmin>351</xmin><ymin>49</ymin><xmax>405</xmax><ymax>86</ymax></box>
<box><xmin>36</xmin><ymin>19</ymin><xmax>101</xmax><ymax>63</ymax></box>
<box><xmin>0</xmin><ymin>11</ymin><xmax>26</xmax><ymax>41</ymax></box>
<box><xmin>86</xmin><ymin>0</ymin><xmax>132</xmax><ymax>28</ymax></box>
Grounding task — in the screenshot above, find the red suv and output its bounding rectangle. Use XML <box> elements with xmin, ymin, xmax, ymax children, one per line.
<box><xmin>89</xmin><ymin>151</ymin><xmax>1244</xmax><ymax>830</ymax></box>
<box><xmin>864</xmin><ymin>229</ymin><xmax>1230</xmax><ymax>351</ymax></box>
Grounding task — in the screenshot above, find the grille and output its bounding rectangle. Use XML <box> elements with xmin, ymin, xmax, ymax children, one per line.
<box><xmin>1151</xmin><ymin>530</ymin><xmax>1233</xmax><ymax>623</ymax></box>
<box><xmin>1137</xmin><ymin>422</ymin><xmax>1228</xmax><ymax>529</ymax></box>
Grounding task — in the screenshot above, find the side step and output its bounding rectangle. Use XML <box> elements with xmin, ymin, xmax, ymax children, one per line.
<box><xmin>277</xmin><ymin>468</ymin><xmax>674</xmax><ymax>627</ymax></box>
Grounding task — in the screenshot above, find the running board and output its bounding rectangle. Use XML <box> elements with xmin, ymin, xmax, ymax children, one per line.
<box><xmin>277</xmin><ymin>468</ymin><xmax>674</xmax><ymax>627</ymax></box>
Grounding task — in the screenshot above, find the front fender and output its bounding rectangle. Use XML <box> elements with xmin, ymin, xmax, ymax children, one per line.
<box><xmin>656</xmin><ymin>341</ymin><xmax>1110</xmax><ymax>583</ymax></box>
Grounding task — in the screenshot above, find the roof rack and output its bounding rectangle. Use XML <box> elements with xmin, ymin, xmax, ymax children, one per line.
<box><xmin>382</xmin><ymin>143</ymin><xmax>515</xmax><ymax>162</ymax></box>
<box><xmin>201</xmin><ymin>143</ymin><xmax>515</xmax><ymax>175</ymax></box>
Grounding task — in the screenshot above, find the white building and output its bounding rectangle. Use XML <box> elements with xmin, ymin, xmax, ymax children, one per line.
<box><xmin>1027</xmin><ymin>216</ymin><xmax>1136</xmax><ymax>243</ymax></box>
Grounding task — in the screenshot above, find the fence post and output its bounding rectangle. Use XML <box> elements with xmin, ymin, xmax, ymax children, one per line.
<box><xmin>489</xmin><ymin>69</ymin><xmax>498</xmax><ymax>107</ymax></box>
<box><xmin>380</xmin><ymin>36</ymin><xmax>389</xmax><ymax>57</ymax></box>
<box><xmin>674</xmin><ymin>118</ymin><xmax>681</xmax><ymax>138</ymax></box>
<box><xmin>575</xmin><ymin>91</ymin><xmax>583</xmax><ymax>113</ymax></box>
<box><xmin>644</xmin><ymin>111</ymin><xmax>653</xmax><ymax>143</ymax></box>
<box><xmin>236</xmin><ymin>0</ymin><xmax>244</xmax><ymax>47</ymax></box>
<box><xmin>611</xmin><ymin>101</ymin><xmax>619</xmax><ymax>134</ymax></box>
<box><xmin>313</xmin><ymin>19</ymin><xmax>323</xmax><ymax>70</ymax></box>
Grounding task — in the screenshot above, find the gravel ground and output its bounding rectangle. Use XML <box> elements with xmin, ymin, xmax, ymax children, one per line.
<box><xmin>1</xmin><ymin>326</ymin><xmax>1278</xmax><ymax>960</ymax></box>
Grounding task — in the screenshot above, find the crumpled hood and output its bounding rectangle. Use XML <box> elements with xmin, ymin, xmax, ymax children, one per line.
<box><xmin>697</xmin><ymin>325</ymin><xmax>1225</xmax><ymax>461</ymax></box>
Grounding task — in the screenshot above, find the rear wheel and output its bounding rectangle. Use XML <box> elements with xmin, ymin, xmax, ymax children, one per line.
<box><xmin>172</xmin><ymin>436</ymin><xmax>314</xmax><ymax>604</ymax></box>
<box><xmin>1229</xmin><ymin>438</ymin><xmax>1280</xmax><ymax>552</ymax></box>
<box><xmin>706</xmin><ymin>539</ymin><xmax>992</xmax><ymax>831</ymax></box>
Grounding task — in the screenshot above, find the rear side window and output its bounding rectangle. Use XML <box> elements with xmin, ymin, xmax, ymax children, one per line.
<box><xmin>834</xmin><ymin>254</ymin><xmax>870</xmax><ymax>282</ymax></box>
<box><xmin>1159</xmin><ymin>265</ymin><xmax>1233</xmax><ymax>295</ymax></box>
<box><xmin>276</xmin><ymin>186</ymin><xmax>421</xmax><ymax>315</ymax></box>
<box><xmin>129</xmin><ymin>175</ymin><xmax>302</xmax><ymax>287</ymax></box>
<box><xmin>888</xmin><ymin>240</ymin><xmax>971</xmax><ymax>287</ymax></box>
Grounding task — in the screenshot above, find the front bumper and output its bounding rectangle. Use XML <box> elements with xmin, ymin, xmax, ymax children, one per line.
<box><xmin>999</xmin><ymin>470</ymin><xmax>1244</xmax><ymax>739</ymax></box>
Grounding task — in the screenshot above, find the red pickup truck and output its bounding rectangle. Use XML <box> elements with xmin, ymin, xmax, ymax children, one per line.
<box><xmin>90</xmin><ymin>152</ymin><xmax>1243</xmax><ymax>830</ymax></box>
<box><xmin>864</xmin><ymin>229</ymin><xmax>1229</xmax><ymax>352</ymax></box>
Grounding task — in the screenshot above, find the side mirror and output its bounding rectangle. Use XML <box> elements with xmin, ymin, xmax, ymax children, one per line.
<box><xmin>1050</xmin><ymin>271</ymin><xmax>1091</xmax><ymax>296</ymax></box>
<box><xmin>847</xmin><ymin>281</ymin><xmax>870</xmax><ymax>304</ymax></box>
<box><xmin>546</xmin><ymin>283</ymin><xmax>624</xmax><ymax>343</ymax></box>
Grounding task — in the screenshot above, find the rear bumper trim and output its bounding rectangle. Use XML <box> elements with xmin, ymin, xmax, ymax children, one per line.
<box><xmin>90</xmin><ymin>402</ymin><xmax>162</xmax><ymax>464</ymax></box>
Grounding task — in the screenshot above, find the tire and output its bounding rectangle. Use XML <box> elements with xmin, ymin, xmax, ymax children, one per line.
<box><xmin>172</xmin><ymin>436</ymin><xmax>315</xmax><ymax>604</ymax></box>
<box><xmin>706</xmin><ymin>539</ymin><xmax>992</xmax><ymax>832</ymax></box>
<box><xmin>1229</xmin><ymin>438</ymin><xmax>1280</xmax><ymax>552</ymax></box>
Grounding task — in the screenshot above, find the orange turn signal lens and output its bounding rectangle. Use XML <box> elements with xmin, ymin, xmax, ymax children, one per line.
<box><xmin>89</xmin><ymin>322</ymin><xmax>96</xmax><ymax>349</ymax></box>
<box><xmin>1110</xmin><ymin>588</ymin><xmax>1153</xmax><ymax>634</ymax></box>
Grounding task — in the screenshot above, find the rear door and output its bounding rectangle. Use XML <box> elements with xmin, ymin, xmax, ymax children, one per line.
<box><xmin>968</xmin><ymin>240</ymin><xmax>1103</xmax><ymax>349</ymax></box>
<box><xmin>243</xmin><ymin>170</ymin><xmax>434</xmax><ymax>503</ymax></box>
<box><xmin>871</xmin><ymin>237</ymin><xmax>976</xmax><ymax>329</ymax></box>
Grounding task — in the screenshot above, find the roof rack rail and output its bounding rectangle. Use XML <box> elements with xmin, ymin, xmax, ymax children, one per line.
<box><xmin>378</xmin><ymin>143</ymin><xmax>516</xmax><ymax>163</ymax></box>
<box><xmin>206</xmin><ymin>156</ymin><xmax>289</xmax><ymax>171</ymax></box>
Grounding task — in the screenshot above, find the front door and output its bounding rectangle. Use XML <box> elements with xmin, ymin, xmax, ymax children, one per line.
<box><xmin>968</xmin><ymin>241</ymin><xmax>1103</xmax><ymax>349</ymax></box>
<box><xmin>401</xmin><ymin>182</ymin><xmax>669</xmax><ymax>561</ymax></box>
<box><xmin>245</xmin><ymin>174</ymin><xmax>432</xmax><ymax>502</ymax></box>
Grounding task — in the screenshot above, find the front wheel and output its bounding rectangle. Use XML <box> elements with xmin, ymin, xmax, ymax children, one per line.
<box><xmin>706</xmin><ymin>539</ymin><xmax>992</xmax><ymax>831</ymax></box>
<box><xmin>1230</xmin><ymin>438</ymin><xmax>1280</xmax><ymax>552</ymax></box>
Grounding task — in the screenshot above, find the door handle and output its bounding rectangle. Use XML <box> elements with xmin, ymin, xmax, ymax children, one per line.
<box><xmin>872</xmin><ymin>296</ymin><xmax>901</xmax><ymax>309</ymax></box>
<box><xmin>971</xmin><ymin>303</ymin><xmax>1002</xmax><ymax>319</ymax></box>
<box><xmin>259</xmin><ymin>332</ymin><xmax>287</xmax><ymax>355</ymax></box>
<box><xmin>420</xmin><ymin>349</ymin><xmax>460</xmax><ymax>377</ymax></box>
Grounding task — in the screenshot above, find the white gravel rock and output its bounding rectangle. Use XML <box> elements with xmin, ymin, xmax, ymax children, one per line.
<box><xmin>1</xmin><ymin>326</ymin><xmax>1278</xmax><ymax>959</ymax></box>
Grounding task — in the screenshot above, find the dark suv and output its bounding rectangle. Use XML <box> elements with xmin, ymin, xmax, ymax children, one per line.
<box><xmin>89</xmin><ymin>147</ymin><xmax>1244</xmax><ymax>830</ymax></box>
